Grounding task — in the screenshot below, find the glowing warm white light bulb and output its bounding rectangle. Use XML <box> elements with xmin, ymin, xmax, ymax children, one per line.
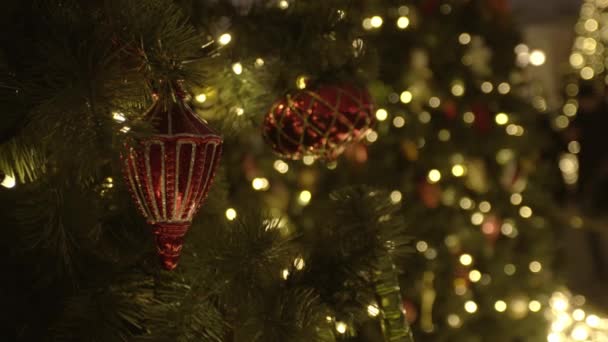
<box><xmin>393</xmin><ymin>116</ymin><xmax>405</xmax><ymax>128</ymax></box>
<box><xmin>400</xmin><ymin>91</ymin><xmax>413</xmax><ymax>104</ymax></box>
<box><xmin>495</xmin><ymin>113</ymin><xmax>509</xmax><ymax>125</ymax></box>
<box><xmin>481</xmin><ymin>82</ymin><xmax>493</xmax><ymax>93</ymax></box>
<box><xmin>225</xmin><ymin>208</ymin><xmax>237</xmax><ymax>221</ymax></box>
<box><xmin>459</xmin><ymin>33</ymin><xmax>471</xmax><ymax>45</ymax></box>
<box><xmin>298</xmin><ymin>190</ymin><xmax>312</xmax><ymax>205</ymax></box>
<box><xmin>447</xmin><ymin>314</ymin><xmax>461</xmax><ymax>327</ymax></box>
<box><xmin>452</xmin><ymin>164</ymin><xmax>465</xmax><ymax>177</ymax></box>
<box><xmin>498</xmin><ymin>82</ymin><xmax>511</xmax><ymax>94</ymax></box>
<box><xmin>511</xmin><ymin>193</ymin><xmax>523</xmax><ymax>205</ymax></box>
<box><xmin>397</xmin><ymin>16</ymin><xmax>410</xmax><ymax>29</ymax></box>
<box><xmin>1</xmin><ymin>174</ymin><xmax>16</xmax><ymax>189</ymax></box>
<box><xmin>429</xmin><ymin>97</ymin><xmax>441</xmax><ymax>108</ymax></box>
<box><xmin>572</xmin><ymin>309</ymin><xmax>585</xmax><ymax>321</ymax></box>
<box><xmin>335</xmin><ymin>321</ymin><xmax>347</xmax><ymax>334</ymax></box>
<box><xmin>218</xmin><ymin>33</ymin><xmax>232</xmax><ymax>45</ymax></box>
<box><xmin>571</xmin><ymin>324</ymin><xmax>589</xmax><ymax>341</ymax></box>
<box><xmin>438</xmin><ymin>129</ymin><xmax>450</xmax><ymax>141</ymax></box>
<box><xmin>459</xmin><ymin>254</ymin><xmax>473</xmax><ymax>266</ymax></box>
<box><xmin>528</xmin><ymin>300</ymin><xmax>541</xmax><ymax>312</ymax></box>
<box><xmin>585</xmin><ymin>18</ymin><xmax>599</xmax><ymax>31</ymax></box>
<box><xmin>294</xmin><ymin>256</ymin><xmax>305</xmax><ymax>270</ymax></box>
<box><xmin>469</xmin><ymin>270</ymin><xmax>482</xmax><ymax>283</ymax></box>
<box><xmin>282</xmin><ymin>268</ymin><xmax>290</xmax><ymax>280</ymax></box>
<box><xmin>451</xmin><ymin>83</ymin><xmax>465</xmax><ymax>96</ymax></box>
<box><xmin>278</xmin><ymin>0</ymin><xmax>289</xmax><ymax>9</ymax></box>
<box><xmin>428</xmin><ymin>169</ymin><xmax>441</xmax><ymax>183</ymax></box>
<box><xmin>581</xmin><ymin>66</ymin><xmax>594</xmax><ymax>80</ymax></box>
<box><xmin>112</xmin><ymin>112</ymin><xmax>126</xmax><ymax>122</ymax></box>
<box><xmin>529</xmin><ymin>50</ymin><xmax>546</xmax><ymax>66</ymax></box>
<box><xmin>529</xmin><ymin>261</ymin><xmax>542</xmax><ymax>273</ymax></box>
<box><xmin>586</xmin><ymin>314</ymin><xmax>600</xmax><ymax>327</ymax></box>
<box><xmin>495</xmin><ymin>300</ymin><xmax>507</xmax><ymax>312</ymax></box>
<box><xmin>232</xmin><ymin>62</ymin><xmax>243</xmax><ymax>75</ymax></box>
<box><xmin>479</xmin><ymin>201</ymin><xmax>491</xmax><ymax>213</ymax></box>
<box><xmin>550</xmin><ymin>293</ymin><xmax>569</xmax><ymax>311</ymax></box>
<box><xmin>302</xmin><ymin>155</ymin><xmax>315</xmax><ymax>165</ymax></box>
<box><xmin>570</xmin><ymin>53</ymin><xmax>584</xmax><ymax>68</ymax></box>
<box><xmin>547</xmin><ymin>332</ymin><xmax>561</xmax><ymax>342</ymax></box>
<box><xmin>416</xmin><ymin>241</ymin><xmax>428</xmax><ymax>252</ymax></box>
<box><xmin>370</xmin><ymin>16</ymin><xmax>383</xmax><ymax>28</ymax></box>
<box><xmin>463</xmin><ymin>111</ymin><xmax>475</xmax><ymax>123</ymax></box>
<box><xmin>195</xmin><ymin>94</ymin><xmax>207</xmax><ymax>103</ymax></box>
<box><xmin>519</xmin><ymin>206</ymin><xmax>533</xmax><ymax>218</ymax></box>
<box><xmin>464</xmin><ymin>301</ymin><xmax>478</xmax><ymax>313</ymax></box>
<box><xmin>273</xmin><ymin>160</ymin><xmax>289</xmax><ymax>174</ymax></box>
<box><xmin>375</xmin><ymin>108</ymin><xmax>388</xmax><ymax>121</ymax></box>
<box><xmin>366</xmin><ymin>131</ymin><xmax>378</xmax><ymax>143</ymax></box>
<box><xmin>367</xmin><ymin>304</ymin><xmax>380</xmax><ymax>317</ymax></box>
<box><xmin>459</xmin><ymin>197</ymin><xmax>473</xmax><ymax>209</ymax></box>
<box><xmin>514</xmin><ymin>43</ymin><xmax>529</xmax><ymax>54</ymax></box>
<box><xmin>296</xmin><ymin>75</ymin><xmax>308</xmax><ymax>89</ymax></box>
<box><xmin>390</xmin><ymin>190</ymin><xmax>402</xmax><ymax>204</ymax></box>
<box><xmin>471</xmin><ymin>212</ymin><xmax>484</xmax><ymax>225</ymax></box>
<box><xmin>252</xmin><ymin>177</ymin><xmax>270</xmax><ymax>191</ymax></box>
<box><xmin>362</xmin><ymin>18</ymin><xmax>373</xmax><ymax>30</ymax></box>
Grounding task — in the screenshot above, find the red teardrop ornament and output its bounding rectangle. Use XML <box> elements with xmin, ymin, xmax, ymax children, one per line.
<box><xmin>122</xmin><ymin>92</ymin><xmax>222</xmax><ymax>270</ymax></box>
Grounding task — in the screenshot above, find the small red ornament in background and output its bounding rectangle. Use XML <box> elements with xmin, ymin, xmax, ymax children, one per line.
<box><xmin>471</xmin><ymin>103</ymin><xmax>491</xmax><ymax>133</ymax></box>
<box><xmin>122</xmin><ymin>86</ymin><xmax>222</xmax><ymax>270</ymax></box>
<box><xmin>417</xmin><ymin>180</ymin><xmax>441</xmax><ymax>208</ymax></box>
<box><xmin>482</xmin><ymin>215</ymin><xmax>501</xmax><ymax>245</ymax></box>
<box><xmin>443</xmin><ymin>100</ymin><xmax>458</xmax><ymax>120</ymax></box>
<box><xmin>501</xmin><ymin>159</ymin><xmax>528</xmax><ymax>193</ymax></box>
<box><xmin>487</xmin><ymin>0</ymin><xmax>511</xmax><ymax>16</ymax></box>
<box><xmin>421</xmin><ymin>0</ymin><xmax>440</xmax><ymax>14</ymax></box>
<box><xmin>402</xmin><ymin>299</ymin><xmax>419</xmax><ymax>324</ymax></box>
<box><xmin>454</xmin><ymin>264</ymin><xmax>472</xmax><ymax>290</ymax></box>
<box><xmin>263</xmin><ymin>83</ymin><xmax>374</xmax><ymax>160</ymax></box>
<box><xmin>344</xmin><ymin>142</ymin><xmax>369</xmax><ymax>164</ymax></box>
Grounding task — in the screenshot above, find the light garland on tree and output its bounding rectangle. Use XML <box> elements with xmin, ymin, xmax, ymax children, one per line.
<box><xmin>547</xmin><ymin>290</ymin><xmax>608</xmax><ymax>342</ymax></box>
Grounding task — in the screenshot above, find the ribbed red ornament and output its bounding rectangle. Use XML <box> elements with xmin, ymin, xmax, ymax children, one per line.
<box><xmin>122</xmin><ymin>91</ymin><xmax>222</xmax><ymax>270</ymax></box>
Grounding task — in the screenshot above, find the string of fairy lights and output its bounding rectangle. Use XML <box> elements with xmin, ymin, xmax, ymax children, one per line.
<box><xmin>547</xmin><ymin>290</ymin><xmax>608</xmax><ymax>342</ymax></box>
<box><xmin>547</xmin><ymin>1</ymin><xmax>608</xmax><ymax>340</ymax></box>
<box><xmin>211</xmin><ymin>3</ymin><xmax>557</xmax><ymax>337</ymax></box>
<box><xmin>206</xmin><ymin>1</ymin><xmax>608</xmax><ymax>338</ymax></box>
<box><xmin>558</xmin><ymin>0</ymin><xmax>608</xmax><ymax>190</ymax></box>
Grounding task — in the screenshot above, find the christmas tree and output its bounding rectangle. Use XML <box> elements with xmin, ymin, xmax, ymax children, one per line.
<box><xmin>0</xmin><ymin>0</ymin><xmax>598</xmax><ymax>341</ymax></box>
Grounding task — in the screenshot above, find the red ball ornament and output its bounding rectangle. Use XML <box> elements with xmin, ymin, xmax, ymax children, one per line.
<box><xmin>122</xmin><ymin>88</ymin><xmax>222</xmax><ymax>270</ymax></box>
<box><xmin>263</xmin><ymin>84</ymin><xmax>374</xmax><ymax>160</ymax></box>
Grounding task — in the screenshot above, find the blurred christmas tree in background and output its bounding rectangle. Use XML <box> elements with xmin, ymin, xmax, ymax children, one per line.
<box><xmin>0</xmin><ymin>0</ymin><xmax>607</xmax><ymax>341</ymax></box>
